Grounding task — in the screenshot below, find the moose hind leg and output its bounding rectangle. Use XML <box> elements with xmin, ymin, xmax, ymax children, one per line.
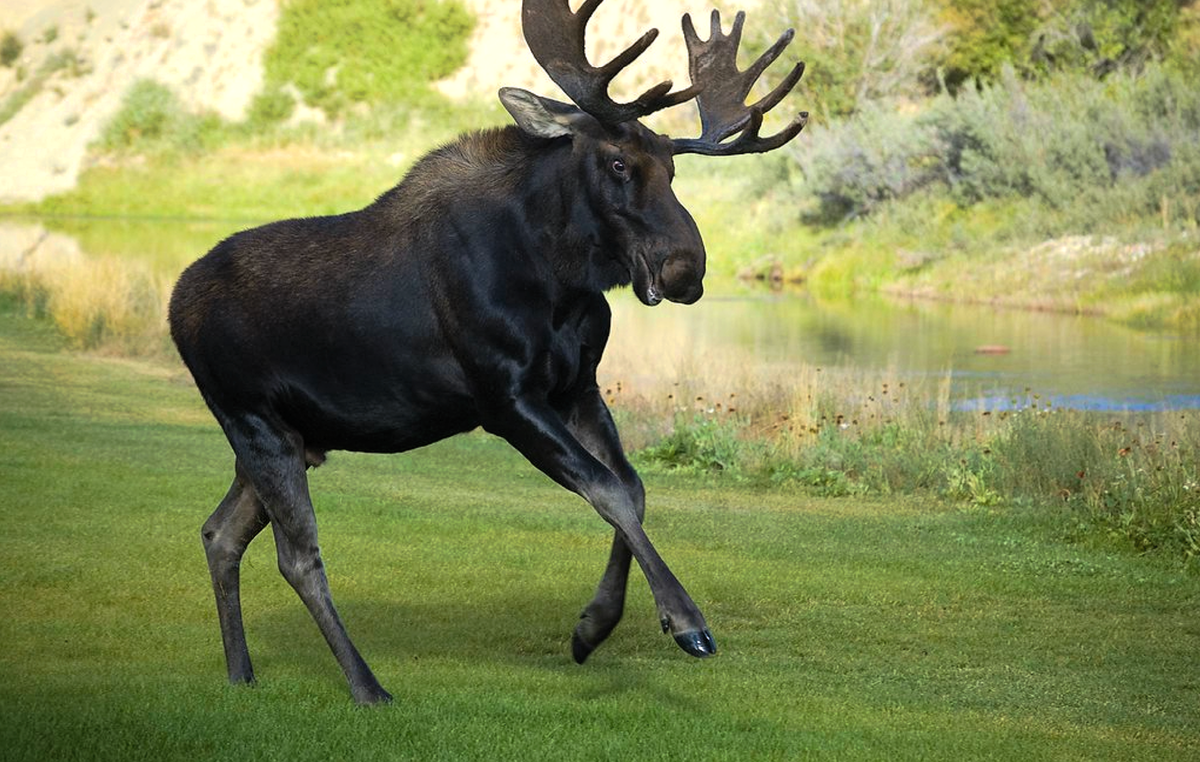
<box><xmin>231</xmin><ymin>419</ymin><xmax>391</xmax><ymax>705</ymax></box>
<box><xmin>572</xmin><ymin>532</ymin><xmax>635</xmax><ymax>664</ymax></box>
<box><xmin>201</xmin><ymin>470</ymin><xmax>269</xmax><ymax>685</ymax></box>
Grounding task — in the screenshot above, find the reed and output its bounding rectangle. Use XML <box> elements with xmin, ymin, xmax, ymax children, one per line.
<box><xmin>1</xmin><ymin>254</ymin><xmax>173</xmax><ymax>357</ymax></box>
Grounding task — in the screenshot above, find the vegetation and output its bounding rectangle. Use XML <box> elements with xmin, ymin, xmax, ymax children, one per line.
<box><xmin>96</xmin><ymin>79</ymin><xmax>225</xmax><ymax>156</ymax></box>
<box><xmin>2</xmin><ymin>302</ymin><xmax>1199</xmax><ymax>760</ymax></box>
<box><xmin>262</xmin><ymin>0</ymin><xmax>473</xmax><ymax>118</ymax></box>
<box><xmin>737</xmin><ymin>0</ymin><xmax>1200</xmax><ymax>330</ymax></box>
<box><xmin>0</xmin><ymin>30</ymin><xmax>22</xmax><ymax>68</ymax></box>
<box><xmin>626</xmin><ymin>383</ymin><xmax>1200</xmax><ymax>569</ymax></box>
<box><xmin>0</xmin><ymin>48</ymin><xmax>87</xmax><ymax>128</ymax></box>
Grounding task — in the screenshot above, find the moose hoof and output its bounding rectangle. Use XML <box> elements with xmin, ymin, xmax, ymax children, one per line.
<box><xmin>571</xmin><ymin>632</ymin><xmax>597</xmax><ymax>665</ymax></box>
<box><xmin>672</xmin><ymin>628</ymin><xmax>718</xmax><ymax>658</ymax></box>
<box><xmin>352</xmin><ymin>686</ymin><xmax>394</xmax><ymax>706</ymax></box>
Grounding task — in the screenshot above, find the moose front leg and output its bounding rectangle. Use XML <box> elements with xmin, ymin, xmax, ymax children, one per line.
<box><xmin>563</xmin><ymin>387</ymin><xmax>643</xmax><ymax>662</ymax></box>
<box><xmin>492</xmin><ymin>396</ymin><xmax>716</xmax><ymax>660</ymax></box>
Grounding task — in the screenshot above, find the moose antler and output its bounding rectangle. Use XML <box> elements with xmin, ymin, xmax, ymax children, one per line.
<box><xmin>520</xmin><ymin>1</ymin><xmax>807</xmax><ymax>155</ymax></box>
<box><xmin>671</xmin><ymin>10</ymin><xmax>808</xmax><ymax>156</ymax></box>
<box><xmin>522</xmin><ymin>0</ymin><xmax>701</xmax><ymax>124</ymax></box>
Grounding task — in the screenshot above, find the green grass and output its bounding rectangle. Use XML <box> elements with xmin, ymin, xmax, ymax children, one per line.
<box><xmin>2</xmin><ymin>301</ymin><xmax>1199</xmax><ymax>760</ymax></box>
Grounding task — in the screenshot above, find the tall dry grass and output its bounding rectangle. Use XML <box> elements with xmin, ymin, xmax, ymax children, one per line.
<box><xmin>1</xmin><ymin>253</ymin><xmax>173</xmax><ymax>357</ymax></box>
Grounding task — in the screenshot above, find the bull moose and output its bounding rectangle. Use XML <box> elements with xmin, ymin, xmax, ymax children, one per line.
<box><xmin>169</xmin><ymin>0</ymin><xmax>807</xmax><ymax>704</ymax></box>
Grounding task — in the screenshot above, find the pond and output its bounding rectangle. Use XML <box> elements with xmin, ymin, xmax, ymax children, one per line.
<box><xmin>4</xmin><ymin>217</ymin><xmax>1199</xmax><ymax>412</ymax></box>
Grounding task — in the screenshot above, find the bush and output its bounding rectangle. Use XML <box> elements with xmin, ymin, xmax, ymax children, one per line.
<box><xmin>1029</xmin><ymin>0</ymin><xmax>1183</xmax><ymax>77</ymax></box>
<box><xmin>245</xmin><ymin>86</ymin><xmax>296</xmax><ymax>128</ymax></box>
<box><xmin>930</xmin><ymin>0</ymin><xmax>1044</xmax><ymax>89</ymax></box>
<box><xmin>791</xmin><ymin>103</ymin><xmax>943</xmax><ymax>221</ymax></box>
<box><xmin>97</xmin><ymin>80</ymin><xmax>224</xmax><ymax>155</ymax></box>
<box><xmin>0</xmin><ymin>30</ymin><xmax>22</xmax><ymax>68</ymax></box>
<box><xmin>791</xmin><ymin>62</ymin><xmax>1200</xmax><ymax>227</ymax></box>
<box><xmin>755</xmin><ymin>0</ymin><xmax>945</xmax><ymax>119</ymax></box>
<box><xmin>634</xmin><ymin>415</ymin><xmax>749</xmax><ymax>475</ymax></box>
<box><xmin>263</xmin><ymin>0</ymin><xmax>473</xmax><ymax>118</ymax></box>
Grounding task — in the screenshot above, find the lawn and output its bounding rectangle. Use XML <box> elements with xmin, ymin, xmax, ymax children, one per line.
<box><xmin>1</xmin><ymin>302</ymin><xmax>1198</xmax><ymax>761</ymax></box>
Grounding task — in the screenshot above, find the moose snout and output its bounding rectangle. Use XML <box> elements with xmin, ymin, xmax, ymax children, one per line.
<box><xmin>659</xmin><ymin>248</ymin><xmax>705</xmax><ymax>304</ymax></box>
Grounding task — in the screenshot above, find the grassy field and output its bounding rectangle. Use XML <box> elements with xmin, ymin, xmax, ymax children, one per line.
<box><xmin>2</xmin><ymin>301</ymin><xmax>1199</xmax><ymax>760</ymax></box>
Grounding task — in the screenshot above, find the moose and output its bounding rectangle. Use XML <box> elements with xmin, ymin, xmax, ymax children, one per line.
<box><xmin>169</xmin><ymin>0</ymin><xmax>807</xmax><ymax>704</ymax></box>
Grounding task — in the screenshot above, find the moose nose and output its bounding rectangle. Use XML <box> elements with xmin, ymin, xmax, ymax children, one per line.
<box><xmin>660</xmin><ymin>248</ymin><xmax>705</xmax><ymax>304</ymax></box>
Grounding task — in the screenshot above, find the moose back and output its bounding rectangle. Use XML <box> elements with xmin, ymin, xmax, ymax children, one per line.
<box><xmin>169</xmin><ymin>0</ymin><xmax>807</xmax><ymax>704</ymax></box>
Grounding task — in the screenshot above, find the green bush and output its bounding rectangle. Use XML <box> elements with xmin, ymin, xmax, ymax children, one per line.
<box><xmin>634</xmin><ymin>414</ymin><xmax>748</xmax><ymax>475</ymax></box>
<box><xmin>1029</xmin><ymin>0</ymin><xmax>1183</xmax><ymax>77</ymax></box>
<box><xmin>263</xmin><ymin>0</ymin><xmax>473</xmax><ymax>118</ymax></box>
<box><xmin>755</xmin><ymin>0</ymin><xmax>945</xmax><ymax>119</ymax></box>
<box><xmin>97</xmin><ymin>80</ymin><xmax>224</xmax><ymax>155</ymax></box>
<box><xmin>245</xmin><ymin>86</ymin><xmax>296</xmax><ymax>128</ymax></box>
<box><xmin>932</xmin><ymin>0</ymin><xmax>1043</xmax><ymax>89</ymax></box>
<box><xmin>0</xmin><ymin>30</ymin><xmax>22</xmax><ymax>68</ymax></box>
<box><xmin>791</xmin><ymin>103</ymin><xmax>943</xmax><ymax>221</ymax></box>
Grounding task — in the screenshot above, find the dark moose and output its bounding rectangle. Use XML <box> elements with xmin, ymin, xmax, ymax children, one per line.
<box><xmin>169</xmin><ymin>0</ymin><xmax>807</xmax><ymax>704</ymax></box>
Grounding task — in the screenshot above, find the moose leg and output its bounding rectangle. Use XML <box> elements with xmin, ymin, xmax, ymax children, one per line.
<box><xmin>564</xmin><ymin>390</ymin><xmax>644</xmax><ymax>663</ymax></box>
<box><xmin>201</xmin><ymin>468</ymin><xmax>269</xmax><ymax>684</ymax></box>
<box><xmin>493</xmin><ymin>398</ymin><xmax>716</xmax><ymax>660</ymax></box>
<box><xmin>230</xmin><ymin>417</ymin><xmax>392</xmax><ymax>705</ymax></box>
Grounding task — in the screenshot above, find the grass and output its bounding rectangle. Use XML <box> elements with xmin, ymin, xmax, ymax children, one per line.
<box><xmin>3</xmin><ymin>298</ymin><xmax>1200</xmax><ymax>760</ymax></box>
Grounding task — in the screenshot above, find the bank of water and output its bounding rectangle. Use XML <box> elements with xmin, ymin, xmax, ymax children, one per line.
<box><xmin>4</xmin><ymin>216</ymin><xmax>1199</xmax><ymax>412</ymax></box>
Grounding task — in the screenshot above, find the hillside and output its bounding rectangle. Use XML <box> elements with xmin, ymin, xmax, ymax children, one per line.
<box><xmin>0</xmin><ymin>0</ymin><xmax>760</xmax><ymax>202</ymax></box>
<box><xmin>0</xmin><ymin>0</ymin><xmax>276</xmax><ymax>201</ymax></box>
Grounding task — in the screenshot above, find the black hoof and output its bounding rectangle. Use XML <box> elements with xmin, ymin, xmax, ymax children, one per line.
<box><xmin>571</xmin><ymin>632</ymin><xmax>596</xmax><ymax>665</ymax></box>
<box><xmin>352</xmin><ymin>687</ymin><xmax>393</xmax><ymax>706</ymax></box>
<box><xmin>672</xmin><ymin>628</ymin><xmax>717</xmax><ymax>658</ymax></box>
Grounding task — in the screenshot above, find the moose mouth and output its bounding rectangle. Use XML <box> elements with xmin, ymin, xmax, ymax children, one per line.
<box><xmin>631</xmin><ymin>250</ymin><xmax>665</xmax><ymax>307</ymax></box>
<box><xmin>631</xmin><ymin>248</ymin><xmax>703</xmax><ymax>307</ymax></box>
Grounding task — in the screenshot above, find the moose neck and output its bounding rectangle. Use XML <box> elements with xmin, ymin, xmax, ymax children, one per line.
<box><xmin>511</xmin><ymin>131</ymin><xmax>632</xmax><ymax>299</ymax></box>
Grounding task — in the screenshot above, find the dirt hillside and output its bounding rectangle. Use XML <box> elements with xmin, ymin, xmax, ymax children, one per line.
<box><xmin>0</xmin><ymin>0</ymin><xmax>276</xmax><ymax>202</ymax></box>
<box><xmin>0</xmin><ymin>0</ymin><xmax>765</xmax><ymax>202</ymax></box>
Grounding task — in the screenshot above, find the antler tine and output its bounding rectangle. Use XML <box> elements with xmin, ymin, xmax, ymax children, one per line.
<box><xmin>674</xmin><ymin>9</ymin><xmax>808</xmax><ymax>156</ymax></box>
<box><xmin>522</xmin><ymin>0</ymin><xmax>701</xmax><ymax>126</ymax></box>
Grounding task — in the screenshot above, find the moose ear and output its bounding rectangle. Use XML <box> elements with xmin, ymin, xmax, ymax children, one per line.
<box><xmin>499</xmin><ymin>87</ymin><xmax>589</xmax><ymax>140</ymax></box>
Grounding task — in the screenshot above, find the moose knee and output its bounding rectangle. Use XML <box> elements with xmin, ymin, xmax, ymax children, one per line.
<box><xmin>586</xmin><ymin>478</ymin><xmax>644</xmax><ymax>529</ymax></box>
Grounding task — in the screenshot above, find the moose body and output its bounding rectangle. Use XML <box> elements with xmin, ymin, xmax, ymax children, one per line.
<box><xmin>170</xmin><ymin>0</ymin><xmax>806</xmax><ymax>704</ymax></box>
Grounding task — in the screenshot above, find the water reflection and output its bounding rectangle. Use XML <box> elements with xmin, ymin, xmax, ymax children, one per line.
<box><xmin>607</xmin><ymin>290</ymin><xmax>1200</xmax><ymax>411</ymax></box>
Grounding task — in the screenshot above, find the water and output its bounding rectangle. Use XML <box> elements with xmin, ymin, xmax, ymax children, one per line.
<box><xmin>609</xmin><ymin>290</ymin><xmax>1200</xmax><ymax>411</ymax></box>
<box><xmin>5</xmin><ymin>218</ymin><xmax>1199</xmax><ymax>411</ymax></box>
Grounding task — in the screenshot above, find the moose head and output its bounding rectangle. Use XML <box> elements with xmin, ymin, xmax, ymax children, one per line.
<box><xmin>501</xmin><ymin>0</ymin><xmax>808</xmax><ymax>306</ymax></box>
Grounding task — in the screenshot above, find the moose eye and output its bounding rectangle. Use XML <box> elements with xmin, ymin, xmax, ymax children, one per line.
<box><xmin>610</xmin><ymin>159</ymin><xmax>627</xmax><ymax>176</ymax></box>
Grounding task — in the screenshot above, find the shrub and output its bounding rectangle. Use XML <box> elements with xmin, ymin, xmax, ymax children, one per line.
<box><xmin>246</xmin><ymin>86</ymin><xmax>296</xmax><ymax>128</ymax></box>
<box><xmin>791</xmin><ymin>62</ymin><xmax>1200</xmax><ymax>227</ymax></box>
<box><xmin>634</xmin><ymin>414</ymin><xmax>749</xmax><ymax>475</ymax></box>
<box><xmin>790</xmin><ymin>103</ymin><xmax>942</xmax><ymax>221</ymax></box>
<box><xmin>1029</xmin><ymin>0</ymin><xmax>1184</xmax><ymax>78</ymax></box>
<box><xmin>97</xmin><ymin>80</ymin><xmax>224</xmax><ymax>155</ymax></box>
<box><xmin>755</xmin><ymin>0</ymin><xmax>945</xmax><ymax>119</ymax></box>
<box><xmin>0</xmin><ymin>30</ymin><xmax>22</xmax><ymax>68</ymax></box>
<box><xmin>263</xmin><ymin>0</ymin><xmax>473</xmax><ymax>118</ymax></box>
<box><xmin>930</xmin><ymin>0</ymin><xmax>1043</xmax><ymax>89</ymax></box>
